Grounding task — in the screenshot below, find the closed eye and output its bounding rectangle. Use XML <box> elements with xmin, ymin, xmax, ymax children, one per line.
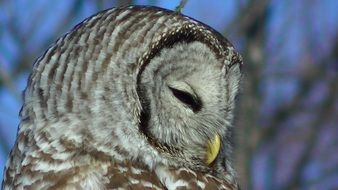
<box><xmin>169</xmin><ymin>87</ymin><xmax>202</xmax><ymax>112</ymax></box>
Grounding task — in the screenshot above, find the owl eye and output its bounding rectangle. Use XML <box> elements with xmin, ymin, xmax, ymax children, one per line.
<box><xmin>169</xmin><ymin>87</ymin><xmax>202</xmax><ymax>112</ymax></box>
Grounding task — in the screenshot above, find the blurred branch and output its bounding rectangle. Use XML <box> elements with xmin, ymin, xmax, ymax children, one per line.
<box><xmin>282</xmin><ymin>75</ymin><xmax>337</xmax><ymax>189</ymax></box>
<box><xmin>225</xmin><ymin>0</ymin><xmax>270</xmax><ymax>35</ymax></box>
<box><xmin>257</xmin><ymin>67</ymin><xmax>322</xmax><ymax>144</ymax></box>
<box><xmin>0</xmin><ymin>65</ymin><xmax>20</xmax><ymax>101</ymax></box>
<box><xmin>257</xmin><ymin>35</ymin><xmax>338</xmax><ymax>146</ymax></box>
<box><xmin>175</xmin><ymin>0</ymin><xmax>188</xmax><ymax>13</ymax></box>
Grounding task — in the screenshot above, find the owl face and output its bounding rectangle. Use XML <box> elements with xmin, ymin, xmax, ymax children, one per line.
<box><xmin>139</xmin><ymin>41</ymin><xmax>240</xmax><ymax>171</ymax></box>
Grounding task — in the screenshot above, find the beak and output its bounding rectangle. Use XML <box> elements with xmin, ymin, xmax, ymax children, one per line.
<box><xmin>205</xmin><ymin>134</ymin><xmax>221</xmax><ymax>165</ymax></box>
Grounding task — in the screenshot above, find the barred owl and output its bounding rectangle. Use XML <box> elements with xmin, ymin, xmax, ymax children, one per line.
<box><xmin>2</xmin><ymin>6</ymin><xmax>242</xmax><ymax>190</ymax></box>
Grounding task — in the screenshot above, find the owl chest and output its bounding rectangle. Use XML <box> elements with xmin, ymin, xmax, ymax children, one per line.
<box><xmin>51</xmin><ymin>161</ymin><xmax>164</xmax><ymax>189</ymax></box>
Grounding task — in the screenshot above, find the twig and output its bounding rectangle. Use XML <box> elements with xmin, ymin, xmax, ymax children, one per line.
<box><xmin>175</xmin><ymin>0</ymin><xmax>188</xmax><ymax>13</ymax></box>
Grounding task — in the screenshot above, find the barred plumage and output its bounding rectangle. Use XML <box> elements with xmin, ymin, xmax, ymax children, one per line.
<box><xmin>2</xmin><ymin>6</ymin><xmax>242</xmax><ymax>189</ymax></box>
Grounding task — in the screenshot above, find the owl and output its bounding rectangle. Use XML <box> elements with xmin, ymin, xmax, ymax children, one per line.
<box><xmin>2</xmin><ymin>6</ymin><xmax>242</xmax><ymax>190</ymax></box>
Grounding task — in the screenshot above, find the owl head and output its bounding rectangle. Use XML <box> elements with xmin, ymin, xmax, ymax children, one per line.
<box><xmin>8</xmin><ymin>6</ymin><xmax>242</xmax><ymax>187</ymax></box>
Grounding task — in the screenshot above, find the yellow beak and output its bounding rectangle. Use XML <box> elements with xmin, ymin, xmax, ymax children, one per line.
<box><xmin>205</xmin><ymin>134</ymin><xmax>221</xmax><ymax>165</ymax></box>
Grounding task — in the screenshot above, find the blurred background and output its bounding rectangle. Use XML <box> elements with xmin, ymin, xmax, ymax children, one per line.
<box><xmin>0</xmin><ymin>0</ymin><xmax>337</xmax><ymax>189</ymax></box>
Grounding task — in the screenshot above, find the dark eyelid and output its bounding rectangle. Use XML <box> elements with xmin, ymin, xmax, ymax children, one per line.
<box><xmin>169</xmin><ymin>86</ymin><xmax>202</xmax><ymax>112</ymax></box>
